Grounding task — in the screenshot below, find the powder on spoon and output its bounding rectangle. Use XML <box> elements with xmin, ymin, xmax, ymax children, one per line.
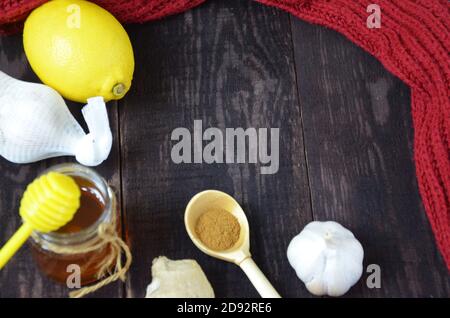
<box><xmin>195</xmin><ymin>208</ymin><xmax>241</xmax><ymax>251</ymax></box>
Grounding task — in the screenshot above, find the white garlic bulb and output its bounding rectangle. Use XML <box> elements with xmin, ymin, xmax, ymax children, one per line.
<box><xmin>287</xmin><ymin>221</ymin><xmax>364</xmax><ymax>297</ymax></box>
<box><xmin>0</xmin><ymin>71</ymin><xmax>112</xmax><ymax>166</ymax></box>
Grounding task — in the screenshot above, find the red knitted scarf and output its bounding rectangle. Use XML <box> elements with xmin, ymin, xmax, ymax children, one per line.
<box><xmin>1</xmin><ymin>0</ymin><xmax>449</xmax><ymax>269</ymax></box>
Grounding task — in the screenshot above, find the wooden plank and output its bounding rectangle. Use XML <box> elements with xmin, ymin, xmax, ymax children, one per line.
<box><xmin>290</xmin><ymin>19</ymin><xmax>450</xmax><ymax>297</ymax></box>
<box><xmin>120</xmin><ymin>0</ymin><xmax>312</xmax><ymax>298</ymax></box>
<box><xmin>0</xmin><ymin>34</ymin><xmax>123</xmax><ymax>297</ymax></box>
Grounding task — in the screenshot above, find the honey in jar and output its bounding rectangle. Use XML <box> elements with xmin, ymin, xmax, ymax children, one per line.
<box><xmin>30</xmin><ymin>163</ymin><xmax>118</xmax><ymax>286</ymax></box>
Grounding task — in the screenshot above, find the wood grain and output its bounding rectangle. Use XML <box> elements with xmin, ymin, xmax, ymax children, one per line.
<box><xmin>120</xmin><ymin>0</ymin><xmax>312</xmax><ymax>298</ymax></box>
<box><xmin>290</xmin><ymin>18</ymin><xmax>450</xmax><ymax>297</ymax></box>
<box><xmin>0</xmin><ymin>35</ymin><xmax>124</xmax><ymax>298</ymax></box>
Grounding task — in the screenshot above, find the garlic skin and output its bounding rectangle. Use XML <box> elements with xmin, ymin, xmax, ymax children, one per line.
<box><xmin>0</xmin><ymin>71</ymin><xmax>112</xmax><ymax>166</ymax></box>
<box><xmin>287</xmin><ymin>221</ymin><xmax>364</xmax><ymax>297</ymax></box>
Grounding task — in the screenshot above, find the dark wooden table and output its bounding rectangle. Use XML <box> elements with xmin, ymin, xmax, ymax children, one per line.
<box><xmin>0</xmin><ymin>0</ymin><xmax>448</xmax><ymax>298</ymax></box>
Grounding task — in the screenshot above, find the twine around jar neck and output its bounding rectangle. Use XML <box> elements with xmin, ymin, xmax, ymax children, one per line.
<box><xmin>68</xmin><ymin>221</ymin><xmax>132</xmax><ymax>298</ymax></box>
<box><xmin>37</xmin><ymin>215</ymin><xmax>132</xmax><ymax>298</ymax></box>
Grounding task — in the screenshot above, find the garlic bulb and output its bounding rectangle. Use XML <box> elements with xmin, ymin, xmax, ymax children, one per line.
<box><xmin>0</xmin><ymin>71</ymin><xmax>112</xmax><ymax>166</ymax></box>
<box><xmin>287</xmin><ymin>221</ymin><xmax>364</xmax><ymax>297</ymax></box>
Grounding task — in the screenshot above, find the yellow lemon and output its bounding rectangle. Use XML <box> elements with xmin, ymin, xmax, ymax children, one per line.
<box><xmin>23</xmin><ymin>0</ymin><xmax>134</xmax><ymax>103</ymax></box>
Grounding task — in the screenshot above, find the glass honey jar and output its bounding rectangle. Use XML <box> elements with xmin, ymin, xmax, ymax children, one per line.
<box><xmin>30</xmin><ymin>163</ymin><xmax>119</xmax><ymax>286</ymax></box>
